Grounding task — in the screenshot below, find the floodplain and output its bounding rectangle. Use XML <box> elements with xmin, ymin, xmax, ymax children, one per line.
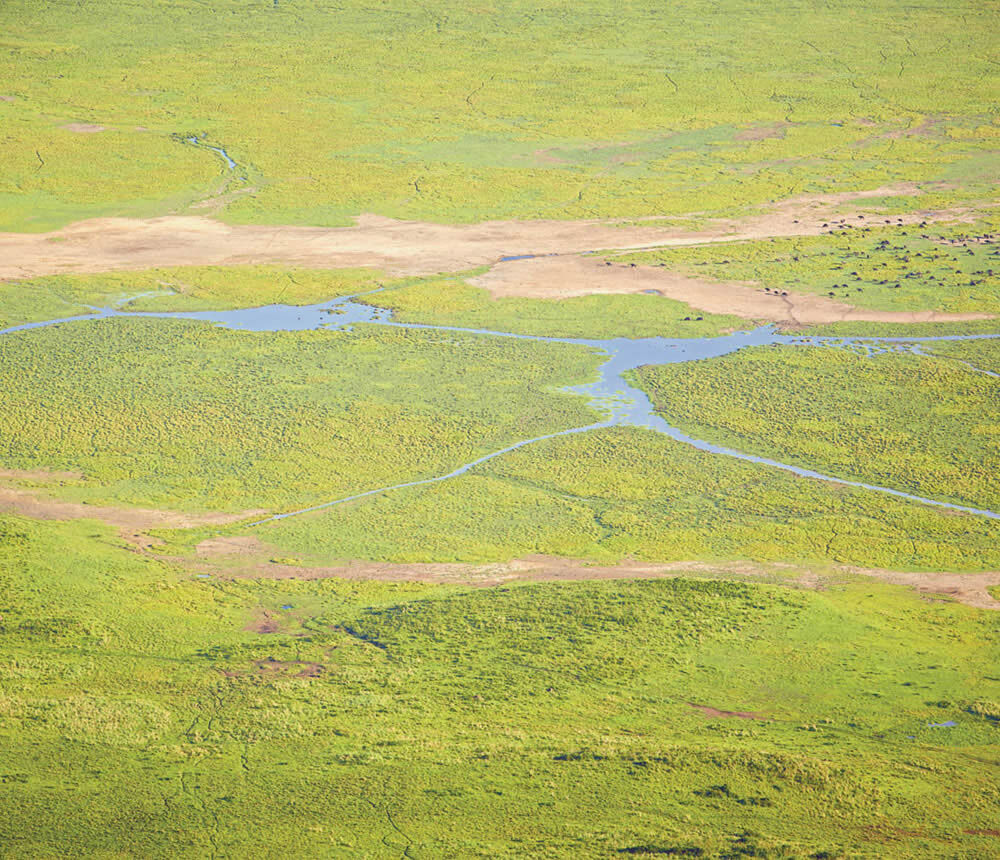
<box><xmin>0</xmin><ymin>0</ymin><xmax>998</xmax><ymax>857</ymax></box>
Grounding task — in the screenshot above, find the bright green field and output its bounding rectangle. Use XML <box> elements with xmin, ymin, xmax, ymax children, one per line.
<box><xmin>0</xmin><ymin>0</ymin><xmax>997</xmax><ymax>230</ymax></box>
<box><xmin>3</xmin><ymin>0</ymin><xmax>1000</xmax><ymax>854</ymax></box>
<box><xmin>4</xmin><ymin>315</ymin><xmax>998</xmax><ymax>572</ymax></box>
<box><xmin>199</xmin><ymin>425</ymin><xmax>1000</xmax><ymax>572</ymax></box>
<box><xmin>1</xmin><ymin>515</ymin><xmax>998</xmax><ymax>858</ymax></box>
<box><xmin>632</xmin><ymin>344</ymin><xmax>1000</xmax><ymax>510</ymax></box>
<box><xmin>0</xmin><ymin>319</ymin><xmax>600</xmax><ymax>511</ymax></box>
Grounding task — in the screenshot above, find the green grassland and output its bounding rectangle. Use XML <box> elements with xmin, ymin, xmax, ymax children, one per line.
<box><xmin>4</xmin><ymin>311</ymin><xmax>998</xmax><ymax>572</ymax></box>
<box><xmin>0</xmin><ymin>0</ymin><xmax>997</xmax><ymax>230</ymax></box>
<box><xmin>206</xmin><ymin>425</ymin><xmax>1000</xmax><ymax>572</ymax></box>
<box><xmin>3</xmin><ymin>1</ymin><xmax>999</xmax><ymax>853</ymax></box>
<box><xmin>362</xmin><ymin>275</ymin><xmax>749</xmax><ymax>339</ymax></box>
<box><xmin>0</xmin><ymin>319</ymin><xmax>600</xmax><ymax>511</ymax></box>
<box><xmin>619</xmin><ymin>219</ymin><xmax>1000</xmax><ymax>315</ymax></box>
<box><xmin>1</xmin><ymin>514</ymin><xmax>998</xmax><ymax>857</ymax></box>
<box><xmin>793</xmin><ymin>318</ymin><xmax>1000</xmax><ymax>339</ymax></box>
<box><xmin>632</xmin><ymin>344</ymin><xmax>1000</xmax><ymax>510</ymax></box>
<box><xmin>5</xmin><ymin>314</ymin><xmax>999</xmax><ymax>572</ymax></box>
<box><xmin>924</xmin><ymin>339</ymin><xmax>1000</xmax><ymax>375</ymax></box>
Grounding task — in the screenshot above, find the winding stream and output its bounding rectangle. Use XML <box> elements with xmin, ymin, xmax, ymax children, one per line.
<box><xmin>185</xmin><ymin>134</ymin><xmax>239</xmax><ymax>171</ymax></box>
<box><xmin>1</xmin><ymin>294</ymin><xmax>998</xmax><ymax>522</ymax></box>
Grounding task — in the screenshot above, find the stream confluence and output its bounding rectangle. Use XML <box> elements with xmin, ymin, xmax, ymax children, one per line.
<box><xmin>2</xmin><ymin>293</ymin><xmax>997</xmax><ymax>523</ymax></box>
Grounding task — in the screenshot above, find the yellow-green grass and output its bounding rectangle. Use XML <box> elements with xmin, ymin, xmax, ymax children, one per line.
<box><xmin>1</xmin><ymin>515</ymin><xmax>998</xmax><ymax>857</ymax></box>
<box><xmin>794</xmin><ymin>318</ymin><xmax>1000</xmax><ymax>338</ymax></box>
<box><xmin>619</xmin><ymin>219</ymin><xmax>1000</xmax><ymax>316</ymax></box>
<box><xmin>632</xmin><ymin>344</ymin><xmax>1000</xmax><ymax>510</ymax></box>
<box><xmin>0</xmin><ymin>265</ymin><xmax>398</xmax><ymax>330</ymax></box>
<box><xmin>0</xmin><ymin>1</ymin><xmax>997</xmax><ymax>230</ymax></box>
<box><xmin>5</xmin><ymin>311</ymin><xmax>997</xmax><ymax>571</ymax></box>
<box><xmin>362</xmin><ymin>275</ymin><xmax>749</xmax><ymax>339</ymax></box>
<box><xmin>925</xmin><ymin>339</ymin><xmax>1000</xmax><ymax>375</ymax></box>
<box><xmin>0</xmin><ymin>265</ymin><xmax>749</xmax><ymax>340</ymax></box>
<box><xmin>201</xmin><ymin>426</ymin><xmax>1000</xmax><ymax>572</ymax></box>
<box><xmin>0</xmin><ymin>318</ymin><xmax>600</xmax><ymax>512</ymax></box>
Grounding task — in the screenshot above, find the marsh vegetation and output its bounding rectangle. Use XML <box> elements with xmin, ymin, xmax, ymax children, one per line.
<box><xmin>0</xmin><ymin>318</ymin><xmax>601</xmax><ymax>511</ymax></box>
<box><xmin>1</xmin><ymin>515</ymin><xmax>998</xmax><ymax>857</ymax></box>
<box><xmin>1</xmin><ymin>1</ymin><xmax>997</xmax><ymax>230</ymax></box>
<box><xmin>1</xmin><ymin>0</ymin><xmax>998</xmax><ymax>855</ymax></box>
<box><xmin>633</xmin><ymin>344</ymin><xmax>1000</xmax><ymax>511</ymax></box>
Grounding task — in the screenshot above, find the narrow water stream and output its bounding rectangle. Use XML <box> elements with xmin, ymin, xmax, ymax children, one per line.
<box><xmin>185</xmin><ymin>134</ymin><xmax>239</xmax><ymax>171</ymax></box>
<box><xmin>2</xmin><ymin>294</ymin><xmax>997</xmax><ymax>522</ymax></box>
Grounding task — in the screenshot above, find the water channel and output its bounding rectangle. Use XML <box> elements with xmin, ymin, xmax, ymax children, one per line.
<box><xmin>1</xmin><ymin>292</ymin><xmax>997</xmax><ymax>523</ymax></box>
<box><xmin>185</xmin><ymin>134</ymin><xmax>239</xmax><ymax>171</ymax></box>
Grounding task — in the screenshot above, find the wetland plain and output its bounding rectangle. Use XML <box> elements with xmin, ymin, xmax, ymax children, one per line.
<box><xmin>0</xmin><ymin>0</ymin><xmax>998</xmax><ymax>856</ymax></box>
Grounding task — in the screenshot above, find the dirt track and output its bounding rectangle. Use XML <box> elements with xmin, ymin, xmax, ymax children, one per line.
<box><xmin>194</xmin><ymin>539</ymin><xmax>1000</xmax><ymax>610</ymax></box>
<box><xmin>0</xmin><ymin>185</ymin><xmax>976</xmax><ymax>283</ymax></box>
<box><xmin>470</xmin><ymin>255</ymin><xmax>993</xmax><ymax>324</ymax></box>
<box><xmin>2</xmin><ymin>480</ymin><xmax>995</xmax><ymax>609</ymax></box>
<box><xmin>0</xmin><ymin>485</ymin><xmax>260</xmax><ymax>530</ymax></box>
<box><xmin>0</xmin><ymin>484</ymin><xmax>264</xmax><ymax>550</ymax></box>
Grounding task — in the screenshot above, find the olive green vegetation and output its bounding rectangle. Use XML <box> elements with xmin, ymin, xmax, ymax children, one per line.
<box><xmin>793</xmin><ymin>318</ymin><xmax>1000</xmax><ymax>339</ymax></box>
<box><xmin>0</xmin><ymin>265</ymin><xmax>395</xmax><ymax>330</ymax></box>
<box><xmin>924</xmin><ymin>339</ymin><xmax>1000</xmax><ymax>376</ymax></box>
<box><xmin>633</xmin><ymin>345</ymin><xmax>1000</xmax><ymax>510</ymax></box>
<box><xmin>0</xmin><ymin>264</ymin><xmax>746</xmax><ymax>340</ymax></box>
<box><xmin>619</xmin><ymin>219</ymin><xmax>1000</xmax><ymax>315</ymax></box>
<box><xmin>211</xmin><ymin>426</ymin><xmax>1000</xmax><ymax>572</ymax></box>
<box><xmin>4</xmin><ymin>0</ymin><xmax>1000</xmax><ymax>855</ymax></box>
<box><xmin>363</xmin><ymin>275</ymin><xmax>748</xmax><ymax>339</ymax></box>
<box><xmin>1</xmin><ymin>514</ymin><xmax>998</xmax><ymax>858</ymax></box>
<box><xmin>0</xmin><ymin>319</ymin><xmax>600</xmax><ymax>511</ymax></box>
<box><xmin>1</xmin><ymin>1</ymin><xmax>997</xmax><ymax>231</ymax></box>
<box><xmin>4</xmin><ymin>309</ymin><xmax>999</xmax><ymax>572</ymax></box>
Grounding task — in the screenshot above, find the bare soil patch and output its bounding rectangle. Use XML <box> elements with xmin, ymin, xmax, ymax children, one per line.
<box><xmin>689</xmin><ymin>703</ymin><xmax>766</xmax><ymax>720</ymax></box>
<box><xmin>0</xmin><ymin>185</ymin><xmax>979</xmax><ymax>282</ymax></box>
<box><xmin>0</xmin><ymin>96</ymin><xmax>15</xmax><ymax>103</ymax></box>
<box><xmin>245</xmin><ymin>608</ymin><xmax>283</xmax><ymax>635</ymax></box>
<box><xmin>0</xmin><ymin>468</ymin><xmax>83</xmax><ymax>482</ymax></box>
<box><xmin>197</xmin><ymin>535</ymin><xmax>267</xmax><ymax>556</ymax></box>
<box><xmin>885</xmin><ymin>117</ymin><xmax>940</xmax><ymax>140</ymax></box>
<box><xmin>735</xmin><ymin>123</ymin><xmax>788</xmax><ymax>141</ymax></box>
<box><xmin>253</xmin><ymin>657</ymin><xmax>324</xmax><ymax>678</ymax></box>
<box><xmin>62</xmin><ymin>123</ymin><xmax>106</xmax><ymax>133</ymax></box>
<box><xmin>208</xmin><ymin>551</ymin><xmax>789</xmax><ymax>586</ymax></box>
<box><xmin>470</xmin><ymin>255</ymin><xmax>993</xmax><ymax>324</ymax></box>
<box><xmin>0</xmin><ymin>486</ymin><xmax>264</xmax><ymax>554</ymax></box>
<box><xmin>189</xmin><ymin>184</ymin><xmax>258</xmax><ymax>213</ymax></box>
<box><xmin>533</xmin><ymin>138</ymin><xmax>644</xmax><ymax>166</ymax></box>
<box><xmin>200</xmin><ymin>548</ymin><xmax>1000</xmax><ymax>610</ymax></box>
<box><xmin>532</xmin><ymin>147</ymin><xmax>570</xmax><ymax>166</ymax></box>
<box><xmin>843</xmin><ymin>567</ymin><xmax>1000</xmax><ymax>612</ymax></box>
<box><xmin>4</xmin><ymin>485</ymin><xmax>996</xmax><ymax>611</ymax></box>
<box><xmin>0</xmin><ymin>486</ymin><xmax>261</xmax><ymax>530</ymax></box>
